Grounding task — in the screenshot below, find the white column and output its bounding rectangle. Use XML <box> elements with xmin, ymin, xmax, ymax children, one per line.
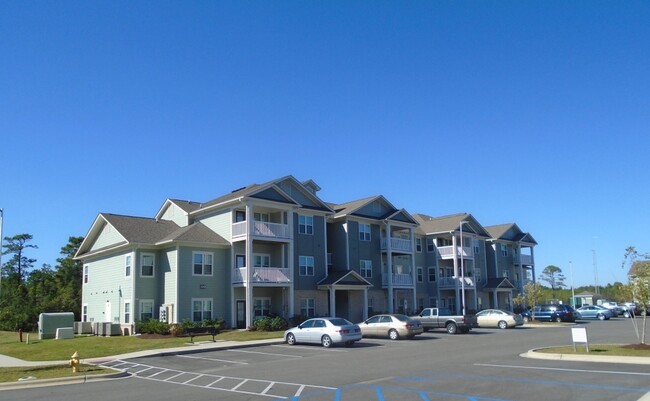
<box><xmin>245</xmin><ymin>203</ymin><xmax>254</xmax><ymax>328</ymax></box>
<box><xmin>386</xmin><ymin>223</ymin><xmax>393</xmax><ymax>313</ymax></box>
<box><xmin>452</xmin><ymin>234</ymin><xmax>460</xmax><ymax>314</ymax></box>
<box><xmin>287</xmin><ymin>210</ymin><xmax>294</xmax><ymax>318</ymax></box>
<box><xmin>363</xmin><ymin>287</ymin><xmax>368</xmax><ymax>320</ymax></box>
<box><xmin>410</xmin><ymin>228</ymin><xmax>417</xmax><ymax>315</ymax></box>
<box><xmin>329</xmin><ymin>287</ymin><xmax>336</xmax><ymax>317</ymax></box>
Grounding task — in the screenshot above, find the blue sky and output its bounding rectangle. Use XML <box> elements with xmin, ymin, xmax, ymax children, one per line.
<box><xmin>1</xmin><ymin>1</ymin><xmax>648</xmax><ymax>287</ymax></box>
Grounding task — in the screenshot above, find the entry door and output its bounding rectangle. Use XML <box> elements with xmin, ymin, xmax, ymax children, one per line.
<box><xmin>236</xmin><ymin>300</ymin><xmax>246</xmax><ymax>329</ymax></box>
<box><xmin>105</xmin><ymin>301</ymin><xmax>112</xmax><ymax>323</ymax></box>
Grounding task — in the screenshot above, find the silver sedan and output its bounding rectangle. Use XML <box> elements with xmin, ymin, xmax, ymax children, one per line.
<box><xmin>284</xmin><ymin>317</ymin><xmax>362</xmax><ymax>347</ymax></box>
<box><xmin>576</xmin><ymin>305</ymin><xmax>613</xmax><ymax>320</ymax></box>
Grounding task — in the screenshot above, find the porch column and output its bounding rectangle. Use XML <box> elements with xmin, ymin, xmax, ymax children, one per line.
<box><xmin>287</xmin><ymin>210</ymin><xmax>294</xmax><ymax>318</ymax></box>
<box><xmin>363</xmin><ymin>287</ymin><xmax>368</xmax><ymax>320</ymax></box>
<box><xmin>386</xmin><ymin>223</ymin><xmax>394</xmax><ymax>313</ymax></box>
<box><xmin>410</xmin><ymin>228</ymin><xmax>417</xmax><ymax>315</ymax></box>
<box><xmin>329</xmin><ymin>286</ymin><xmax>336</xmax><ymax>317</ymax></box>
<box><xmin>452</xmin><ymin>234</ymin><xmax>460</xmax><ymax>313</ymax></box>
<box><xmin>492</xmin><ymin>290</ymin><xmax>498</xmax><ymax>309</ymax></box>
<box><xmin>245</xmin><ymin>203</ymin><xmax>254</xmax><ymax>329</ymax></box>
<box><xmin>530</xmin><ymin>247</ymin><xmax>536</xmax><ymax>283</ymax></box>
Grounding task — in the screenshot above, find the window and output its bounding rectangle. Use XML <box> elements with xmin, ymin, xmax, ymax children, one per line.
<box><xmin>426</xmin><ymin>238</ymin><xmax>435</xmax><ymax>253</ymax></box>
<box><xmin>299</xmin><ymin>256</ymin><xmax>314</xmax><ymax>276</ymax></box>
<box><xmin>473</xmin><ymin>240</ymin><xmax>480</xmax><ymax>255</ymax></box>
<box><xmin>254</xmin><ymin>212</ymin><xmax>269</xmax><ymax>222</ymax></box>
<box><xmin>83</xmin><ymin>265</ymin><xmax>89</xmax><ymax>284</ymax></box>
<box><xmin>140</xmin><ymin>300</ymin><xmax>154</xmax><ymax>321</ymax></box>
<box><xmin>428</xmin><ymin>266</ymin><xmax>436</xmax><ymax>282</ymax></box>
<box><xmin>359</xmin><ymin>223</ymin><xmax>371</xmax><ymax>241</ymax></box>
<box><xmin>368</xmin><ymin>298</ymin><xmax>374</xmax><ymax>316</ymax></box>
<box><xmin>254</xmin><ymin>254</ymin><xmax>270</xmax><ymax>267</ymax></box>
<box><xmin>192</xmin><ymin>298</ymin><xmax>212</xmax><ymax>322</ymax></box>
<box><xmin>141</xmin><ymin>254</ymin><xmax>155</xmax><ymax>277</ymax></box>
<box><xmin>193</xmin><ymin>252</ymin><xmax>213</xmax><ymax>276</ymax></box>
<box><xmin>299</xmin><ymin>215</ymin><xmax>313</xmax><ymax>235</ymax></box>
<box><xmin>360</xmin><ymin>260</ymin><xmax>372</xmax><ymax>278</ymax></box>
<box><xmin>124</xmin><ymin>302</ymin><xmax>131</xmax><ymax>324</ymax></box>
<box><xmin>501</xmin><ymin>244</ymin><xmax>508</xmax><ymax>257</ymax></box>
<box><xmin>125</xmin><ymin>255</ymin><xmax>132</xmax><ymax>277</ymax></box>
<box><xmin>253</xmin><ymin>298</ymin><xmax>271</xmax><ymax>318</ymax></box>
<box><xmin>236</xmin><ymin>254</ymin><xmax>246</xmax><ymax>268</ymax></box>
<box><xmin>82</xmin><ymin>304</ymin><xmax>88</xmax><ymax>322</ymax></box>
<box><xmin>415</xmin><ymin>238</ymin><xmax>422</xmax><ymax>253</ymax></box>
<box><xmin>475</xmin><ymin>269</ymin><xmax>482</xmax><ymax>283</ymax></box>
<box><xmin>300</xmin><ymin>298</ymin><xmax>315</xmax><ymax>317</ymax></box>
<box><xmin>235</xmin><ymin>210</ymin><xmax>246</xmax><ymax>222</ymax></box>
<box><xmin>503</xmin><ymin>269</ymin><xmax>509</xmax><ymax>278</ymax></box>
<box><xmin>477</xmin><ymin>297</ymin><xmax>483</xmax><ymax>309</ymax></box>
<box><xmin>417</xmin><ymin>267</ymin><xmax>423</xmax><ymax>283</ymax></box>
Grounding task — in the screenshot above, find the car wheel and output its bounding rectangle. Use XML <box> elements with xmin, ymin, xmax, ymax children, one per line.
<box><xmin>388</xmin><ymin>329</ymin><xmax>400</xmax><ymax>340</ymax></box>
<box><xmin>523</xmin><ymin>316</ymin><xmax>530</xmax><ymax>323</ymax></box>
<box><xmin>321</xmin><ymin>335</ymin><xmax>332</xmax><ymax>348</ymax></box>
<box><xmin>446</xmin><ymin>323</ymin><xmax>458</xmax><ymax>334</ymax></box>
<box><xmin>554</xmin><ymin>316</ymin><xmax>563</xmax><ymax>323</ymax></box>
<box><xmin>597</xmin><ymin>313</ymin><xmax>606</xmax><ymax>321</ymax></box>
<box><xmin>498</xmin><ymin>320</ymin><xmax>508</xmax><ymax>329</ymax></box>
<box><xmin>624</xmin><ymin>311</ymin><xmax>631</xmax><ymax>318</ymax></box>
<box><xmin>286</xmin><ymin>333</ymin><xmax>296</xmax><ymax>345</ymax></box>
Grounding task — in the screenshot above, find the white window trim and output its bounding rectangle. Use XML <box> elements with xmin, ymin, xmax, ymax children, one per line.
<box><xmin>140</xmin><ymin>253</ymin><xmax>155</xmax><ymax>278</ymax></box>
<box><xmin>360</xmin><ymin>259</ymin><xmax>372</xmax><ymax>278</ymax></box>
<box><xmin>192</xmin><ymin>251</ymin><xmax>214</xmax><ymax>276</ymax></box>
<box><xmin>253</xmin><ymin>254</ymin><xmax>271</xmax><ymax>268</ymax></box>
<box><xmin>192</xmin><ymin>298</ymin><xmax>213</xmax><ymax>322</ymax></box>
<box><xmin>253</xmin><ymin>297</ymin><xmax>272</xmax><ymax>318</ymax></box>
<box><xmin>125</xmin><ymin>255</ymin><xmax>132</xmax><ymax>277</ymax></box>
<box><xmin>359</xmin><ymin>223</ymin><xmax>371</xmax><ymax>241</ymax></box>
<box><xmin>124</xmin><ymin>300</ymin><xmax>132</xmax><ymax>324</ymax></box>
<box><xmin>415</xmin><ymin>238</ymin><xmax>422</xmax><ymax>253</ymax></box>
<box><xmin>82</xmin><ymin>304</ymin><xmax>88</xmax><ymax>322</ymax></box>
<box><xmin>299</xmin><ymin>255</ymin><xmax>315</xmax><ymax>276</ymax></box>
<box><xmin>139</xmin><ymin>299</ymin><xmax>154</xmax><ymax>321</ymax></box>
<box><xmin>83</xmin><ymin>265</ymin><xmax>89</xmax><ymax>284</ymax></box>
<box><xmin>300</xmin><ymin>298</ymin><xmax>316</xmax><ymax>317</ymax></box>
<box><xmin>298</xmin><ymin>215</ymin><xmax>314</xmax><ymax>235</ymax></box>
<box><xmin>426</xmin><ymin>238</ymin><xmax>435</xmax><ymax>253</ymax></box>
<box><xmin>417</xmin><ymin>266</ymin><xmax>423</xmax><ymax>283</ymax></box>
<box><xmin>428</xmin><ymin>266</ymin><xmax>436</xmax><ymax>282</ymax></box>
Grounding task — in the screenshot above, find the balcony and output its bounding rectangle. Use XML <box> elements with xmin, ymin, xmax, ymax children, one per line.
<box><xmin>382</xmin><ymin>273</ymin><xmax>414</xmax><ymax>287</ymax></box>
<box><xmin>232</xmin><ymin>267</ymin><xmax>291</xmax><ymax>284</ymax></box>
<box><xmin>381</xmin><ymin>237</ymin><xmax>413</xmax><ymax>253</ymax></box>
<box><xmin>232</xmin><ymin>221</ymin><xmax>291</xmax><ymax>240</ymax></box>
<box><xmin>437</xmin><ymin>245</ymin><xmax>474</xmax><ymax>260</ymax></box>
<box><xmin>517</xmin><ymin>254</ymin><xmax>533</xmax><ymax>265</ymax></box>
<box><xmin>437</xmin><ymin>276</ymin><xmax>475</xmax><ymax>289</ymax></box>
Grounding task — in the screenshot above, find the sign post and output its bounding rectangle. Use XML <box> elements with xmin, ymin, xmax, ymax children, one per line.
<box><xmin>571</xmin><ymin>327</ymin><xmax>589</xmax><ymax>352</ymax></box>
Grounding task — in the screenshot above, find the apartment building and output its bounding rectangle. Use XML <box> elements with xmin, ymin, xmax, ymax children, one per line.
<box><xmin>74</xmin><ymin>176</ymin><xmax>536</xmax><ymax>333</ymax></box>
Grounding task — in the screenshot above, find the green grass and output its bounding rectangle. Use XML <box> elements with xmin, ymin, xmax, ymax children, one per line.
<box><xmin>0</xmin><ymin>330</ymin><xmax>283</xmax><ymax>384</ymax></box>
<box><xmin>536</xmin><ymin>344</ymin><xmax>650</xmax><ymax>357</ymax></box>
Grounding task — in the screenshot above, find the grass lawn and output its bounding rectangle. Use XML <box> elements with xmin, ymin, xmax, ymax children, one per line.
<box><xmin>0</xmin><ymin>330</ymin><xmax>283</xmax><ymax>384</ymax></box>
<box><xmin>535</xmin><ymin>344</ymin><xmax>650</xmax><ymax>357</ymax></box>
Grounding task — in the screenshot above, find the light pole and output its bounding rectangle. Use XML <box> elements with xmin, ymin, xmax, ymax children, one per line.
<box><xmin>569</xmin><ymin>261</ymin><xmax>575</xmax><ymax>307</ymax></box>
<box><xmin>459</xmin><ymin>220</ymin><xmax>469</xmax><ymax>315</ymax></box>
<box><xmin>0</xmin><ymin>208</ymin><xmax>3</xmax><ymax>296</ymax></box>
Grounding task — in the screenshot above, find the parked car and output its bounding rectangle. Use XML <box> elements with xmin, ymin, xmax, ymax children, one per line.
<box><xmin>518</xmin><ymin>308</ymin><xmax>532</xmax><ymax>323</ymax></box>
<box><xmin>601</xmin><ymin>302</ymin><xmax>627</xmax><ymax>317</ymax></box>
<box><xmin>284</xmin><ymin>317</ymin><xmax>362</xmax><ymax>348</ymax></box>
<box><xmin>531</xmin><ymin>304</ymin><xmax>577</xmax><ymax>322</ymax></box>
<box><xmin>358</xmin><ymin>314</ymin><xmax>423</xmax><ymax>340</ymax></box>
<box><xmin>410</xmin><ymin>307</ymin><xmax>478</xmax><ymax>334</ymax></box>
<box><xmin>475</xmin><ymin>309</ymin><xmax>524</xmax><ymax>329</ymax></box>
<box><xmin>623</xmin><ymin>302</ymin><xmax>638</xmax><ymax>315</ymax></box>
<box><xmin>575</xmin><ymin>305</ymin><xmax>613</xmax><ymax>320</ymax></box>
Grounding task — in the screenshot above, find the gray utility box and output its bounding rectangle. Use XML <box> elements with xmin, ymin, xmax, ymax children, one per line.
<box><xmin>38</xmin><ymin>312</ymin><xmax>75</xmax><ymax>340</ymax></box>
<box><xmin>74</xmin><ymin>322</ymin><xmax>93</xmax><ymax>334</ymax></box>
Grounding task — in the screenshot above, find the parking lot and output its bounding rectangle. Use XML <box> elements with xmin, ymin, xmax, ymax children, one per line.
<box><xmin>5</xmin><ymin>319</ymin><xmax>650</xmax><ymax>401</ymax></box>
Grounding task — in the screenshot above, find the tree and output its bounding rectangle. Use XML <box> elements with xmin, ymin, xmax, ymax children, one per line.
<box><xmin>539</xmin><ymin>265</ymin><xmax>566</xmax><ymax>298</ymax></box>
<box><xmin>1</xmin><ymin>233</ymin><xmax>38</xmax><ymax>283</ymax></box>
<box><xmin>622</xmin><ymin>246</ymin><xmax>650</xmax><ymax>344</ymax></box>
<box><xmin>52</xmin><ymin>237</ymin><xmax>84</xmax><ymax>319</ymax></box>
<box><xmin>519</xmin><ymin>281</ymin><xmax>543</xmax><ymax>319</ymax></box>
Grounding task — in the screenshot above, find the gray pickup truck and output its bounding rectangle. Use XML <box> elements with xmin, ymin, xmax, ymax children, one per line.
<box><xmin>411</xmin><ymin>307</ymin><xmax>478</xmax><ymax>334</ymax></box>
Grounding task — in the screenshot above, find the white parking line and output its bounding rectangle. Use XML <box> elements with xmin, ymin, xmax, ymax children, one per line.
<box><xmin>177</xmin><ymin>354</ymin><xmax>249</xmax><ymax>364</ymax></box>
<box><xmin>475</xmin><ymin>363</ymin><xmax>650</xmax><ymax>376</ymax></box>
<box><xmin>272</xmin><ymin>344</ymin><xmax>348</xmax><ymax>352</ymax></box>
<box><xmin>226</xmin><ymin>348</ymin><xmax>303</xmax><ymax>358</ymax></box>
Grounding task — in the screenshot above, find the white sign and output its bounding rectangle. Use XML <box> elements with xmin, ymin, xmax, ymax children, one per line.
<box><xmin>571</xmin><ymin>327</ymin><xmax>589</xmax><ymax>352</ymax></box>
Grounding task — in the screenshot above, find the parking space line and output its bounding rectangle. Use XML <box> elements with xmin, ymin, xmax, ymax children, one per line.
<box><xmin>261</xmin><ymin>382</ymin><xmax>275</xmax><ymax>395</ymax></box>
<box><xmin>272</xmin><ymin>344</ymin><xmax>348</xmax><ymax>352</ymax></box>
<box><xmin>475</xmin><ymin>363</ymin><xmax>650</xmax><ymax>376</ymax></box>
<box><xmin>226</xmin><ymin>349</ymin><xmax>303</xmax><ymax>358</ymax></box>
<box><xmin>178</xmin><ymin>354</ymin><xmax>249</xmax><ymax>364</ymax></box>
<box><xmin>183</xmin><ymin>374</ymin><xmax>203</xmax><ymax>384</ymax></box>
<box><xmin>164</xmin><ymin>372</ymin><xmax>186</xmax><ymax>381</ymax></box>
<box><xmin>231</xmin><ymin>378</ymin><xmax>248</xmax><ymax>391</ymax></box>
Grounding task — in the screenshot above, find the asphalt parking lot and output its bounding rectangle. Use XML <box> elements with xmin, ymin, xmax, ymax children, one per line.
<box><xmin>5</xmin><ymin>319</ymin><xmax>650</xmax><ymax>401</ymax></box>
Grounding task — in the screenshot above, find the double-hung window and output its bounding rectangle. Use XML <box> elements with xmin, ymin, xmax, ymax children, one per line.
<box><xmin>428</xmin><ymin>266</ymin><xmax>436</xmax><ymax>282</ymax></box>
<box><xmin>501</xmin><ymin>244</ymin><xmax>508</xmax><ymax>257</ymax></box>
<box><xmin>83</xmin><ymin>266</ymin><xmax>89</xmax><ymax>284</ymax></box>
<box><xmin>360</xmin><ymin>260</ymin><xmax>372</xmax><ymax>278</ymax></box>
<box><xmin>193</xmin><ymin>252</ymin><xmax>213</xmax><ymax>276</ymax></box>
<box><xmin>254</xmin><ymin>298</ymin><xmax>271</xmax><ymax>319</ymax></box>
<box><xmin>359</xmin><ymin>223</ymin><xmax>371</xmax><ymax>241</ymax></box>
<box><xmin>299</xmin><ymin>215</ymin><xmax>314</xmax><ymax>235</ymax></box>
<box><xmin>140</xmin><ymin>300</ymin><xmax>154</xmax><ymax>320</ymax></box>
<box><xmin>415</xmin><ymin>238</ymin><xmax>422</xmax><ymax>253</ymax></box>
<box><xmin>124</xmin><ymin>302</ymin><xmax>131</xmax><ymax>324</ymax></box>
<box><xmin>192</xmin><ymin>298</ymin><xmax>212</xmax><ymax>322</ymax></box>
<box><xmin>426</xmin><ymin>238</ymin><xmax>435</xmax><ymax>253</ymax></box>
<box><xmin>299</xmin><ymin>256</ymin><xmax>314</xmax><ymax>276</ymax></box>
<box><xmin>141</xmin><ymin>254</ymin><xmax>155</xmax><ymax>277</ymax></box>
<box><xmin>417</xmin><ymin>267</ymin><xmax>423</xmax><ymax>283</ymax></box>
<box><xmin>300</xmin><ymin>298</ymin><xmax>315</xmax><ymax>317</ymax></box>
<box><xmin>254</xmin><ymin>254</ymin><xmax>270</xmax><ymax>267</ymax></box>
<box><xmin>125</xmin><ymin>255</ymin><xmax>132</xmax><ymax>277</ymax></box>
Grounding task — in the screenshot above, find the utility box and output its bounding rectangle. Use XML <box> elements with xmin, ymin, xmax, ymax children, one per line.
<box><xmin>74</xmin><ymin>322</ymin><xmax>93</xmax><ymax>334</ymax></box>
<box><xmin>38</xmin><ymin>312</ymin><xmax>75</xmax><ymax>340</ymax></box>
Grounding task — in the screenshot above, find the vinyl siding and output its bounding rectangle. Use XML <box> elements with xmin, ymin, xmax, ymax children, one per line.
<box><xmin>327</xmin><ymin>221</ymin><xmax>348</xmax><ymax>270</ymax></box>
<box><xmin>294</xmin><ymin>214</ymin><xmax>327</xmax><ymax>290</ymax></box>
<box><xmin>197</xmin><ymin>209</ymin><xmax>232</xmax><ymax>241</ymax></box>
<box><xmin>90</xmin><ymin>222</ymin><xmax>125</xmax><ymax>252</ymax></box>
<box><xmin>81</xmin><ymin>251</ymin><xmax>132</xmax><ymax>323</ymax></box>
<box><xmin>160</xmin><ymin>205</ymin><xmax>189</xmax><ymax>227</ymax></box>
<box><xmin>162</xmin><ymin>248</ymin><xmax>178</xmax><ymax>321</ymax></box>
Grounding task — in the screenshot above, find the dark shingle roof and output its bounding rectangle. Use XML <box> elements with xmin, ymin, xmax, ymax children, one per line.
<box><xmin>158</xmin><ymin>222</ymin><xmax>228</xmax><ymax>245</ymax></box>
<box><xmin>102</xmin><ymin>214</ymin><xmax>180</xmax><ymax>244</ymax></box>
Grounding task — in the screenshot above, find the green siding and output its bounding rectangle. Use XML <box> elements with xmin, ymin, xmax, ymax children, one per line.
<box><xmin>81</xmin><ymin>250</ymin><xmax>133</xmax><ymax>323</ymax></box>
<box><xmin>161</xmin><ymin>205</ymin><xmax>188</xmax><ymax>227</ymax></box>
<box><xmin>198</xmin><ymin>209</ymin><xmax>232</xmax><ymax>241</ymax></box>
<box><xmin>90</xmin><ymin>222</ymin><xmax>125</xmax><ymax>251</ymax></box>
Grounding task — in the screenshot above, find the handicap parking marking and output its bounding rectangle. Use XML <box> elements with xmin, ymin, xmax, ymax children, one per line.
<box><xmin>97</xmin><ymin>359</ymin><xmax>337</xmax><ymax>399</ymax></box>
<box><xmin>226</xmin><ymin>348</ymin><xmax>305</xmax><ymax>358</ymax></box>
<box><xmin>475</xmin><ymin>363</ymin><xmax>650</xmax><ymax>377</ymax></box>
<box><xmin>177</xmin><ymin>354</ymin><xmax>249</xmax><ymax>364</ymax></box>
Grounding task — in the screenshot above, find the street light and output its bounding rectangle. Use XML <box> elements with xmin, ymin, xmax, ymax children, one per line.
<box><xmin>569</xmin><ymin>261</ymin><xmax>575</xmax><ymax>307</ymax></box>
<box><xmin>459</xmin><ymin>220</ymin><xmax>469</xmax><ymax>315</ymax></box>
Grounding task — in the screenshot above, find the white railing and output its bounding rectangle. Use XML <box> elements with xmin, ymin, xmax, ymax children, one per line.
<box><xmin>519</xmin><ymin>254</ymin><xmax>533</xmax><ymax>265</ymax></box>
<box><xmin>437</xmin><ymin>245</ymin><xmax>474</xmax><ymax>259</ymax></box>
<box><xmin>232</xmin><ymin>221</ymin><xmax>291</xmax><ymax>239</ymax></box>
<box><xmin>438</xmin><ymin>276</ymin><xmax>475</xmax><ymax>288</ymax></box>
<box><xmin>382</xmin><ymin>273</ymin><xmax>414</xmax><ymax>287</ymax></box>
<box><xmin>381</xmin><ymin>237</ymin><xmax>413</xmax><ymax>252</ymax></box>
<box><xmin>232</xmin><ymin>267</ymin><xmax>291</xmax><ymax>284</ymax></box>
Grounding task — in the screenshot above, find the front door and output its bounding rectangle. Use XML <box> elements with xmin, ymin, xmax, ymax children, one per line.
<box><xmin>236</xmin><ymin>300</ymin><xmax>246</xmax><ymax>329</ymax></box>
<box><xmin>104</xmin><ymin>301</ymin><xmax>112</xmax><ymax>323</ymax></box>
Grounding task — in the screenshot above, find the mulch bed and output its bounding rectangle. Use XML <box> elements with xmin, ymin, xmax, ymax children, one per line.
<box><xmin>621</xmin><ymin>343</ymin><xmax>650</xmax><ymax>350</ymax></box>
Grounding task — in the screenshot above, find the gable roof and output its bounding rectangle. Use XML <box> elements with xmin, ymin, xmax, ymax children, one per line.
<box><xmin>413</xmin><ymin>213</ymin><xmax>490</xmax><ymax>238</ymax></box>
<box><xmin>317</xmin><ymin>270</ymin><xmax>372</xmax><ymax>288</ymax></box>
<box><xmin>482</xmin><ymin>277</ymin><xmax>515</xmax><ymax>289</ymax></box>
<box><xmin>157</xmin><ymin>221</ymin><xmax>229</xmax><ymax>246</ymax></box>
<box><xmin>328</xmin><ymin>195</ymin><xmax>418</xmax><ymax>225</ymax></box>
<box><xmin>484</xmin><ymin>223</ymin><xmax>538</xmax><ymax>245</ymax></box>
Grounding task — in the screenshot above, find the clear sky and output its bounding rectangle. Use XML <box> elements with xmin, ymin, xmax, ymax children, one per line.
<box><xmin>1</xmin><ymin>2</ymin><xmax>648</xmax><ymax>288</ymax></box>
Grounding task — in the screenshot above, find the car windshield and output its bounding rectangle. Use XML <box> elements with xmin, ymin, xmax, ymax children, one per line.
<box><xmin>328</xmin><ymin>318</ymin><xmax>353</xmax><ymax>326</ymax></box>
<box><xmin>393</xmin><ymin>314</ymin><xmax>409</xmax><ymax>322</ymax></box>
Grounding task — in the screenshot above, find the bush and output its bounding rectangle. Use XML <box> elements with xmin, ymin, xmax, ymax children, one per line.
<box><xmin>253</xmin><ymin>315</ymin><xmax>288</xmax><ymax>331</ymax></box>
<box><xmin>136</xmin><ymin>319</ymin><xmax>171</xmax><ymax>335</ymax></box>
<box><xmin>172</xmin><ymin>319</ymin><xmax>225</xmax><ymax>337</ymax></box>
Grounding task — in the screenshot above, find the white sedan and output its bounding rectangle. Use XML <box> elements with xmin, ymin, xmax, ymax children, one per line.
<box><xmin>475</xmin><ymin>309</ymin><xmax>524</xmax><ymax>329</ymax></box>
<box><xmin>284</xmin><ymin>317</ymin><xmax>362</xmax><ymax>347</ymax></box>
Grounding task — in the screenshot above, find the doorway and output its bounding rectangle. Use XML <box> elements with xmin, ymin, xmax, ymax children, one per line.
<box><xmin>236</xmin><ymin>300</ymin><xmax>246</xmax><ymax>329</ymax></box>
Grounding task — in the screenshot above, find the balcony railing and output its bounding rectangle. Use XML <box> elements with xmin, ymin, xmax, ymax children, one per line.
<box><xmin>381</xmin><ymin>237</ymin><xmax>413</xmax><ymax>253</ymax></box>
<box><xmin>382</xmin><ymin>273</ymin><xmax>414</xmax><ymax>287</ymax></box>
<box><xmin>232</xmin><ymin>221</ymin><xmax>291</xmax><ymax>239</ymax></box>
<box><xmin>437</xmin><ymin>276</ymin><xmax>475</xmax><ymax>289</ymax></box>
<box><xmin>517</xmin><ymin>254</ymin><xmax>533</xmax><ymax>265</ymax></box>
<box><xmin>437</xmin><ymin>245</ymin><xmax>474</xmax><ymax>260</ymax></box>
<box><xmin>232</xmin><ymin>267</ymin><xmax>291</xmax><ymax>284</ymax></box>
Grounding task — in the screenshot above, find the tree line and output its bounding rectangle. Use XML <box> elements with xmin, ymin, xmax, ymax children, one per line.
<box><xmin>0</xmin><ymin>234</ymin><xmax>83</xmax><ymax>332</ymax></box>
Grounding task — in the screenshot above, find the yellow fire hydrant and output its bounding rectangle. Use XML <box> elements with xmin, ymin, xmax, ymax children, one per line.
<box><xmin>69</xmin><ymin>351</ymin><xmax>80</xmax><ymax>373</ymax></box>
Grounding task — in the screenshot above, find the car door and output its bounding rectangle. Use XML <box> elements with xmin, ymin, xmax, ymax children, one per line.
<box><xmin>378</xmin><ymin>315</ymin><xmax>393</xmax><ymax>337</ymax></box>
<box><xmin>310</xmin><ymin>319</ymin><xmax>327</xmax><ymax>343</ymax></box>
<box><xmin>295</xmin><ymin>319</ymin><xmax>314</xmax><ymax>343</ymax></box>
<box><xmin>362</xmin><ymin>315</ymin><xmax>381</xmax><ymax>337</ymax></box>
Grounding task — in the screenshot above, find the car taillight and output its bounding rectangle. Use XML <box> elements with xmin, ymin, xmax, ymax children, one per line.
<box><xmin>338</xmin><ymin>329</ymin><xmax>350</xmax><ymax>334</ymax></box>
<box><xmin>405</xmin><ymin>323</ymin><xmax>413</xmax><ymax>328</ymax></box>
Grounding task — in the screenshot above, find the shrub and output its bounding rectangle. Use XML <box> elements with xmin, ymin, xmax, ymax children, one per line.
<box><xmin>253</xmin><ymin>315</ymin><xmax>288</xmax><ymax>331</ymax></box>
<box><xmin>136</xmin><ymin>319</ymin><xmax>171</xmax><ymax>335</ymax></box>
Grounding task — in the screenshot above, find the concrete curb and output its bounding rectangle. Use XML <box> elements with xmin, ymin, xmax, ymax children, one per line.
<box><xmin>0</xmin><ymin>371</ymin><xmax>130</xmax><ymax>391</ymax></box>
<box><xmin>522</xmin><ymin>347</ymin><xmax>650</xmax><ymax>365</ymax></box>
